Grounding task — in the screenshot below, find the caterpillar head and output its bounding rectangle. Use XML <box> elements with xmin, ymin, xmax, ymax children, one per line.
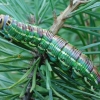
<box><xmin>0</xmin><ymin>15</ymin><xmax>11</xmax><ymax>29</ymax></box>
<box><xmin>0</xmin><ymin>15</ymin><xmax>4</xmax><ymax>29</ymax></box>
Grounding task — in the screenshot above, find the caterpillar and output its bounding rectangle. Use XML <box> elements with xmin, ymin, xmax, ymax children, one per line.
<box><xmin>0</xmin><ymin>15</ymin><xmax>100</xmax><ymax>88</ymax></box>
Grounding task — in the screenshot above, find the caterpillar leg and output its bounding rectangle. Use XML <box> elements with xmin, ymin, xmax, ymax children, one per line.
<box><xmin>90</xmin><ymin>86</ymin><xmax>94</xmax><ymax>91</ymax></box>
<box><xmin>84</xmin><ymin>77</ymin><xmax>91</xmax><ymax>86</ymax></box>
<box><xmin>58</xmin><ymin>54</ymin><xmax>71</xmax><ymax>71</ymax></box>
<box><xmin>72</xmin><ymin>68</ymin><xmax>82</xmax><ymax>77</ymax></box>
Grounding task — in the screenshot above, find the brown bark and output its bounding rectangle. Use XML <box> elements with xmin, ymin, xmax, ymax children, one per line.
<box><xmin>50</xmin><ymin>0</ymin><xmax>89</xmax><ymax>35</ymax></box>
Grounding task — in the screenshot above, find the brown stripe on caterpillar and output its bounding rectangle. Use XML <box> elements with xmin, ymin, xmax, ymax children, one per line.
<box><xmin>17</xmin><ymin>22</ymin><xmax>22</xmax><ymax>28</ymax></box>
<box><xmin>64</xmin><ymin>43</ymin><xmax>81</xmax><ymax>61</ymax></box>
<box><xmin>53</xmin><ymin>35</ymin><xmax>67</xmax><ymax>49</ymax></box>
<box><xmin>28</xmin><ymin>24</ymin><xmax>31</xmax><ymax>31</ymax></box>
<box><xmin>71</xmin><ymin>47</ymin><xmax>82</xmax><ymax>61</ymax></box>
<box><xmin>43</xmin><ymin>30</ymin><xmax>54</xmax><ymax>42</ymax></box>
<box><xmin>79</xmin><ymin>54</ymin><xmax>94</xmax><ymax>72</ymax></box>
<box><xmin>37</xmin><ymin>27</ymin><xmax>43</xmax><ymax>38</ymax></box>
<box><xmin>91</xmin><ymin>67</ymin><xmax>100</xmax><ymax>83</ymax></box>
<box><xmin>22</xmin><ymin>23</ymin><xmax>27</xmax><ymax>30</ymax></box>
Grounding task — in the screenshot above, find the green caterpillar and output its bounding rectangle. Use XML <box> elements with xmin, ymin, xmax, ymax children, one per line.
<box><xmin>0</xmin><ymin>15</ymin><xmax>100</xmax><ymax>88</ymax></box>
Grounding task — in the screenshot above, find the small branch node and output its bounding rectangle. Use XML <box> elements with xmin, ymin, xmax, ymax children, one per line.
<box><xmin>70</xmin><ymin>0</ymin><xmax>74</xmax><ymax>7</ymax></box>
<box><xmin>53</xmin><ymin>11</ymin><xmax>57</xmax><ymax>23</ymax></box>
<box><xmin>50</xmin><ymin>0</ymin><xmax>90</xmax><ymax>35</ymax></box>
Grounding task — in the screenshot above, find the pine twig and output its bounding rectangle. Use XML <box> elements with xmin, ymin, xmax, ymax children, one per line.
<box><xmin>50</xmin><ymin>0</ymin><xmax>90</xmax><ymax>35</ymax></box>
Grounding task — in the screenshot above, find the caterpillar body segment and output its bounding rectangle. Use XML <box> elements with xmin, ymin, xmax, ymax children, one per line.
<box><xmin>0</xmin><ymin>15</ymin><xmax>100</xmax><ymax>87</ymax></box>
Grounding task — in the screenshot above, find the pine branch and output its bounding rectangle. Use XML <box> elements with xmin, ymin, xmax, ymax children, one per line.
<box><xmin>50</xmin><ymin>0</ymin><xmax>90</xmax><ymax>35</ymax></box>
